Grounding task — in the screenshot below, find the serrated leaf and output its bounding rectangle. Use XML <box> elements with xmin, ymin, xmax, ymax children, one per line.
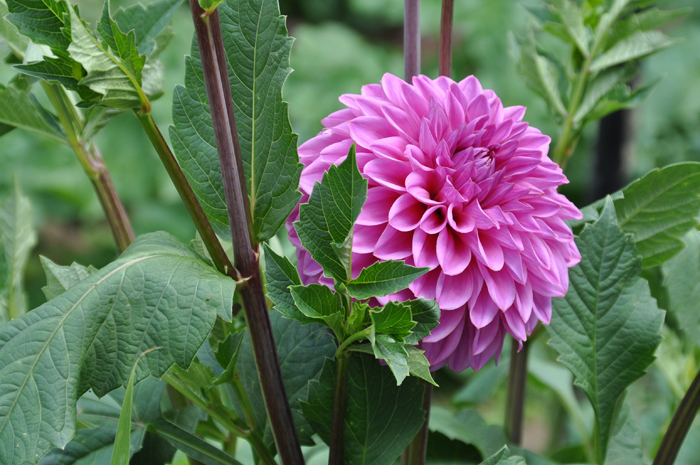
<box><xmin>663</xmin><ymin>230</ymin><xmax>700</xmax><ymax>349</ymax></box>
<box><xmin>370</xmin><ymin>301</ymin><xmax>415</xmax><ymax>339</ymax></box>
<box><xmin>112</xmin><ymin>0</ymin><xmax>183</xmax><ymax>57</ymax></box>
<box><xmin>550</xmin><ymin>0</ymin><xmax>589</xmax><ymax>56</ymax></box>
<box><xmin>346</xmin><ymin>260</ymin><xmax>427</xmax><ymax>300</ymax></box>
<box><xmin>262</xmin><ymin>244</ymin><xmax>315</xmax><ymax>324</ymax></box>
<box><xmin>5</xmin><ymin>0</ymin><xmax>71</xmax><ymax>51</ymax></box>
<box><xmin>301</xmin><ymin>354</ymin><xmax>425</xmax><ymax>465</ymax></box>
<box><xmin>547</xmin><ymin>198</ymin><xmax>664</xmax><ymax>463</ymax></box>
<box><xmin>371</xmin><ymin>333</ymin><xmax>409</xmax><ymax>384</ymax></box>
<box><xmin>585</xmin><ymin>79</ymin><xmax>658</xmax><ymax>122</ymax></box>
<box><xmin>0</xmin><ymin>179</ymin><xmax>37</xmax><ymax>322</ymax></box>
<box><xmin>170</xmin><ymin>0</ymin><xmax>302</xmax><ymax>241</ymax></box>
<box><xmin>67</xmin><ymin>6</ymin><xmax>146</xmax><ymax>109</ymax></box>
<box><xmin>614</xmin><ymin>162</ymin><xmax>700</xmax><ymax>268</ymax></box>
<box><xmin>573</xmin><ymin>64</ymin><xmax>636</xmax><ymax>125</ymax></box>
<box><xmin>97</xmin><ymin>0</ymin><xmax>145</xmax><ymax>79</ymax></box>
<box><xmin>605</xmin><ymin>398</ymin><xmax>642</xmax><ymax>465</ymax></box>
<box><xmin>0</xmin><ymin>84</ymin><xmax>64</xmax><ymax>142</ymax></box>
<box><xmin>40</xmin><ymin>256</ymin><xmax>96</xmax><ymax>301</ymax></box>
<box><xmin>0</xmin><ymin>0</ymin><xmax>28</xmax><ymax>57</ymax></box>
<box><xmin>405</xmin><ymin>345</ymin><xmax>436</xmax><ymax>385</ymax></box>
<box><xmin>403</xmin><ymin>298</ymin><xmax>440</xmax><ymax>345</ymax></box>
<box><xmin>590</xmin><ymin>30</ymin><xmax>678</xmax><ymax>72</ymax></box>
<box><xmin>428</xmin><ymin>407</ymin><xmax>508</xmax><ymax>459</ymax></box>
<box><xmin>0</xmin><ymin>232</ymin><xmax>235</xmax><ymax>465</ymax></box>
<box><xmin>290</xmin><ymin>283</ymin><xmax>344</xmax><ymax>337</ymax></box>
<box><xmin>480</xmin><ymin>446</ymin><xmax>526</xmax><ymax>465</ymax></box>
<box><xmin>296</xmin><ymin>145</ymin><xmax>367</xmax><ymax>283</ymax></box>
<box><xmin>514</xmin><ymin>29</ymin><xmax>567</xmax><ymax>117</ymax></box>
<box><xmin>14</xmin><ymin>56</ymin><xmax>102</xmax><ymax>101</ymax></box>
<box><xmin>236</xmin><ymin>311</ymin><xmax>336</xmax><ymax>448</ymax></box>
<box><xmin>605</xmin><ymin>7</ymin><xmax>690</xmax><ymax>51</ymax></box>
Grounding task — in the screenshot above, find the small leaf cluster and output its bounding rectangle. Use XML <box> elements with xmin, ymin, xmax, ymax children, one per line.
<box><xmin>264</xmin><ymin>145</ymin><xmax>439</xmax><ymax>386</ymax></box>
<box><xmin>512</xmin><ymin>0</ymin><xmax>688</xmax><ymax>164</ymax></box>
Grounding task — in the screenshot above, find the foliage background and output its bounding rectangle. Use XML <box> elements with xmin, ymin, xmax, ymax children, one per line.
<box><xmin>1</xmin><ymin>0</ymin><xmax>699</xmax><ymax>461</ymax></box>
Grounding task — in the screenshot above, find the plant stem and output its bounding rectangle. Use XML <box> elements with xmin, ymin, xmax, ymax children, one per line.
<box><xmin>329</xmin><ymin>355</ymin><xmax>350</xmax><ymax>465</ymax></box>
<box><xmin>404</xmin><ymin>0</ymin><xmax>421</xmax><ymax>81</ymax></box>
<box><xmin>336</xmin><ymin>328</ymin><xmax>372</xmax><ymax>357</ymax></box>
<box><xmin>187</xmin><ymin>3</ymin><xmax>304</xmax><ymax>463</ymax></box>
<box><xmin>653</xmin><ymin>368</ymin><xmax>700</xmax><ymax>465</ymax></box>
<box><xmin>231</xmin><ymin>371</ymin><xmax>256</xmax><ymax>430</ymax></box>
<box><xmin>402</xmin><ymin>383</ymin><xmax>433</xmax><ymax>465</ymax></box>
<box><xmin>439</xmin><ymin>0</ymin><xmax>454</xmax><ymax>77</ymax></box>
<box><xmin>505</xmin><ymin>339</ymin><xmax>530</xmax><ymax>445</ymax></box>
<box><xmin>43</xmin><ymin>82</ymin><xmax>135</xmax><ymax>252</ymax></box>
<box><xmin>133</xmin><ymin>111</ymin><xmax>234</xmax><ymax>277</ymax></box>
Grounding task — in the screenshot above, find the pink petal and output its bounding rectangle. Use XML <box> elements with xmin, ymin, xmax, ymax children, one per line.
<box><xmin>389</xmin><ymin>193</ymin><xmax>427</xmax><ymax>231</ymax></box>
<box><xmin>436</xmin><ymin>270</ymin><xmax>474</xmax><ymax>310</ymax></box>
<box><xmin>374</xmin><ymin>225</ymin><xmax>413</xmax><ymax>260</ymax></box>
<box><xmin>437</xmin><ymin>227</ymin><xmax>472</xmax><ymax>275</ymax></box>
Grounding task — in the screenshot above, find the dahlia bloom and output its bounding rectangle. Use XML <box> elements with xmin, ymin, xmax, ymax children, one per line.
<box><xmin>287</xmin><ymin>73</ymin><xmax>582</xmax><ymax>371</ymax></box>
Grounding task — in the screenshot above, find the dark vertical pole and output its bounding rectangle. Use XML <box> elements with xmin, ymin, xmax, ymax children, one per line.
<box><xmin>505</xmin><ymin>341</ymin><xmax>530</xmax><ymax>445</ymax></box>
<box><xmin>592</xmin><ymin>110</ymin><xmax>630</xmax><ymax>201</ymax></box>
<box><xmin>404</xmin><ymin>0</ymin><xmax>420</xmax><ymax>81</ymax></box>
<box><xmin>438</xmin><ymin>0</ymin><xmax>454</xmax><ymax>77</ymax></box>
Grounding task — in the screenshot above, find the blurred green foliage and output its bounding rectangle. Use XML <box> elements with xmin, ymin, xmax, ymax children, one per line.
<box><xmin>1</xmin><ymin>0</ymin><xmax>699</xmax><ymax>462</ymax></box>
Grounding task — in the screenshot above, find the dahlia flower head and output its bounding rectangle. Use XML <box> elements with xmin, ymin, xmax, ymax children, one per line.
<box><xmin>287</xmin><ymin>73</ymin><xmax>582</xmax><ymax>372</ymax></box>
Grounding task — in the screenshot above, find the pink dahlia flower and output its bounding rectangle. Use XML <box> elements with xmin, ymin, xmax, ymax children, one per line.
<box><xmin>287</xmin><ymin>73</ymin><xmax>582</xmax><ymax>371</ymax></box>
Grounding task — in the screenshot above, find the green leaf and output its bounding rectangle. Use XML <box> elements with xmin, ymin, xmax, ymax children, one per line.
<box><xmin>40</xmin><ymin>256</ymin><xmax>96</xmax><ymax>301</ymax></box>
<box><xmin>405</xmin><ymin>345</ymin><xmax>436</xmax><ymax>385</ymax></box>
<box><xmin>112</xmin><ymin>0</ymin><xmax>183</xmax><ymax>57</ymax></box>
<box><xmin>614</xmin><ymin>162</ymin><xmax>700</xmax><ymax>268</ymax></box>
<box><xmin>14</xmin><ymin>57</ymin><xmax>102</xmax><ymax>101</ymax></box>
<box><xmin>290</xmin><ymin>283</ymin><xmax>345</xmax><ymax>337</ymax></box>
<box><xmin>605</xmin><ymin>7</ymin><xmax>690</xmax><ymax>51</ymax></box>
<box><xmin>0</xmin><ymin>232</ymin><xmax>235</xmax><ymax>465</ymax></box>
<box><xmin>550</xmin><ymin>0</ymin><xmax>589</xmax><ymax>56</ymax></box>
<box><xmin>0</xmin><ymin>84</ymin><xmax>65</xmax><ymax>142</ymax></box>
<box><xmin>39</xmin><ymin>377</ymin><xmax>166</xmax><ymax>465</ymax></box>
<box><xmin>346</xmin><ymin>260</ymin><xmax>428</xmax><ymax>300</ymax></box>
<box><xmin>67</xmin><ymin>6</ymin><xmax>147</xmax><ymax>109</ymax></box>
<box><xmin>585</xmin><ymin>79</ymin><xmax>659</xmax><ymax>122</ymax></box>
<box><xmin>513</xmin><ymin>29</ymin><xmax>567</xmax><ymax>117</ymax></box>
<box><xmin>5</xmin><ymin>0</ymin><xmax>71</xmax><ymax>51</ymax></box>
<box><xmin>170</xmin><ymin>0</ymin><xmax>303</xmax><ymax>241</ymax></box>
<box><xmin>573</xmin><ymin>64</ymin><xmax>636</xmax><ymax>125</ymax></box>
<box><xmin>301</xmin><ymin>354</ymin><xmax>426</xmax><ymax>465</ymax></box>
<box><xmin>547</xmin><ymin>198</ymin><xmax>664</xmax><ymax>463</ymax></box>
<box><xmin>370</xmin><ymin>333</ymin><xmax>409</xmax><ymax>384</ymax></box>
<box><xmin>296</xmin><ymin>145</ymin><xmax>367</xmax><ymax>283</ymax></box>
<box><xmin>370</xmin><ymin>301</ymin><xmax>414</xmax><ymax>339</ymax></box>
<box><xmin>0</xmin><ymin>0</ymin><xmax>29</xmax><ymax>57</ymax></box>
<box><xmin>262</xmin><ymin>244</ymin><xmax>315</xmax><ymax>324</ymax></box>
<box><xmin>0</xmin><ymin>179</ymin><xmax>37</xmax><ymax>322</ymax></box>
<box><xmin>428</xmin><ymin>407</ymin><xmax>508</xmax><ymax>460</ymax></box>
<box><xmin>480</xmin><ymin>447</ymin><xmax>526</xmax><ymax>465</ymax></box>
<box><xmin>590</xmin><ymin>31</ymin><xmax>678</xmax><ymax>73</ymax></box>
<box><xmin>403</xmin><ymin>298</ymin><xmax>440</xmax><ymax>345</ymax></box>
<box><xmin>112</xmin><ymin>351</ymin><xmax>150</xmax><ymax>465</ymax></box>
<box><xmin>663</xmin><ymin>230</ymin><xmax>700</xmax><ymax>349</ymax></box>
<box><xmin>198</xmin><ymin>0</ymin><xmax>223</xmax><ymax>14</ymax></box>
<box><xmin>236</xmin><ymin>311</ymin><xmax>336</xmax><ymax>448</ymax></box>
<box><xmin>151</xmin><ymin>420</ymin><xmax>243</xmax><ymax>465</ymax></box>
<box><xmin>605</xmin><ymin>398</ymin><xmax>643</xmax><ymax>465</ymax></box>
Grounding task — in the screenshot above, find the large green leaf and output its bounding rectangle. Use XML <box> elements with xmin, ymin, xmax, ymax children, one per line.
<box><xmin>663</xmin><ymin>230</ymin><xmax>700</xmax><ymax>349</ymax></box>
<box><xmin>262</xmin><ymin>244</ymin><xmax>316</xmax><ymax>324</ymax></box>
<box><xmin>0</xmin><ymin>180</ymin><xmax>37</xmax><ymax>322</ymax></box>
<box><xmin>301</xmin><ymin>354</ymin><xmax>425</xmax><ymax>465</ymax></box>
<box><xmin>0</xmin><ymin>232</ymin><xmax>235</xmax><ymax>465</ymax></box>
<box><xmin>170</xmin><ymin>0</ymin><xmax>302</xmax><ymax>241</ymax></box>
<box><xmin>236</xmin><ymin>311</ymin><xmax>336</xmax><ymax>449</ymax></box>
<box><xmin>590</xmin><ymin>30</ymin><xmax>677</xmax><ymax>72</ymax></box>
<box><xmin>604</xmin><ymin>398</ymin><xmax>643</xmax><ymax>465</ymax></box>
<box><xmin>0</xmin><ymin>84</ymin><xmax>64</xmax><ymax>142</ymax></box>
<box><xmin>480</xmin><ymin>447</ymin><xmax>526</xmax><ymax>465</ymax></box>
<box><xmin>5</xmin><ymin>0</ymin><xmax>71</xmax><ymax>51</ymax></box>
<box><xmin>428</xmin><ymin>407</ymin><xmax>508</xmax><ymax>460</ymax></box>
<box><xmin>547</xmin><ymin>198</ymin><xmax>664</xmax><ymax>463</ymax></box>
<box><xmin>605</xmin><ymin>7</ymin><xmax>690</xmax><ymax>50</ymax></box>
<box><xmin>290</xmin><ymin>284</ymin><xmax>345</xmax><ymax>336</ymax></box>
<box><xmin>346</xmin><ymin>260</ymin><xmax>427</xmax><ymax>300</ymax></box>
<box><xmin>296</xmin><ymin>146</ymin><xmax>367</xmax><ymax>283</ymax></box>
<box><xmin>0</xmin><ymin>0</ymin><xmax>28</xmax><ymax>57</ymax></box>
<box><xmin>614</xmin><ymin>162</ymin><xmax>700</xmax><ymax>268</ymax></box>
<box><xmin>40</xmin><ymin>257</ymin><xmax>97</xmax><ymax>301</ymax></box>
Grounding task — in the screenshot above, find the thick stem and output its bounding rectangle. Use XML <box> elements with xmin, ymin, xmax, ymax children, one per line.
<box><xmin>402</xmin><ymin>383</ymin><xmax>433</xmax><ymax>465</ymax></box>
<box><xmin>438</xmin><ymin>0</ymin><xmax>454</xmax><ymax>78</ymax></box>
<box><xmin>187</xmin><ymin>3</ymin><xmax>304</xmax><ymax>463</ymax></box>
<box><xmin>653</xmin><ymin>369</ymin><xmax>700</xmax><ymax>465</ymax></box>
<box><xmin>404</xmin><ymin>0</ymin><xmax>421</xmax><ymax>81</ymax></box>
<box><xmin>329</xmin><ymin>355</ymin><xmax>350</xmax><ymax>465</ymax></box>
<box><xmin>133</xmin><ymin>111</ymin><xmax>234</xmax><ymax>277</ymax></box>
<box><xmin>505</xmin><ymin>340</ymin><xmax>529</xmax><ymax>445</ymax></box>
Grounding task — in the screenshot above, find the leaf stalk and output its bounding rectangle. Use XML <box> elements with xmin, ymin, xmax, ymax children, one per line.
<box><xmin>505</xmin><ymin>340</ymin><xmax>529</xmax><ymax>445</ymax></box>
<box><xmin>329</xmin><ymin>354</ymin><xmax>350</xmax><ymax>465</ymax></box>
<box><xmin>653</xmin><ymin>368</ymin><xmax>700</xmax><ymax>465</ymax></box>
<box><xmin>439</xmin><ymin>0</ymin><xmax>454</xmax><ymax>77</ymax></box>
<box><xmin>186</xmin><ymin>2</ymin><xmax>304</xmax><ymax>462</ymax></box>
